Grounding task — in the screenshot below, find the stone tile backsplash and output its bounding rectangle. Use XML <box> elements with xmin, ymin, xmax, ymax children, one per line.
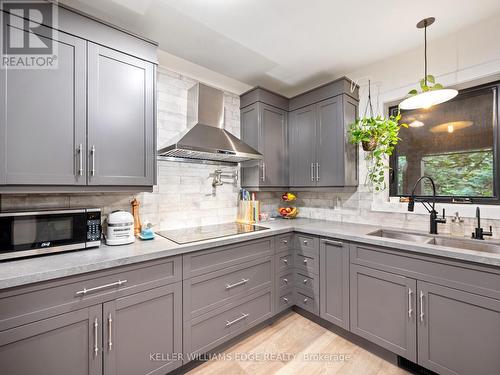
<box><xmin>2</xmin><ymin>65</ymin><xmax>500</xmax><ymax>237</ymax></box>
<box><xmin>0</xmin><ymin>67</ymin><xmax>241</xmax><ymax>231</ymax></box>
<box><xmin>257</xmin><ymin>190</ymin><xmax>500</xmax><ymax>239</ymax></box>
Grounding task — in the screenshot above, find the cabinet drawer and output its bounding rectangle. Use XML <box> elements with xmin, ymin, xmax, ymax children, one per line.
<box><xmin>295</xmin><ymin>234</ymin><xmax>319</xmax><ymax>253</ymax></box>
<box><xmin>276</xmin><ymin>234</ymin><xmax>294</xmax><ymax>252</ymax></box>
<box><xmin>294</xmin><ymin>251</ymin><xmax>319</xmax><ymax>274</ymax></box>
<box><xmin>184</xmin><ymin>257</ymin><xmax>272</xmax><ymax>320</ymax></box>
<box><xmin>183</xmin><ymin>237</ymin><xmax>274</xmax><ymax>278</ymax></box>
<box><xmin>277</xmin><ymin>270</ymin><xmax>294</xmax><ymax>291</ymax></box>
<box><xmin>0</xmin><ymin>256</ymin><xmax>181</xmax><ymax>331</ymax></box>
<box><xmin>350</xmin><ymin>243</ymin><xmax>500</xmax><ymax>301</ymax></box>
<box><xmin>295</xmin><ymin>270</ymin><xmax>319</xmax><ymax>295</ymax></box>
<box><xmin>277</xmin><ymin>289</ymin><xmax>294</xmax><ymax>312</ymax></box>
<box><xmin>185</xmin><ymin>289</ymin><xmax>272</xmax><ymax>356</ymax></box>
<box><xmin>295</xmin><ymin>289</ymin><xmax>319</xmax><ymax>315</ymax></box>
<box><xmin>277</xmin><ymin>252</ymin><xmax>294</xmax><ymax>273</ymax></box>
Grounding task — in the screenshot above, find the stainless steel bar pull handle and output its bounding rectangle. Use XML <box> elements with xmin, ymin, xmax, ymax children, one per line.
<box><xmin>76</xmin><ymin>279</ymin><xmax>127</xmax><ymax>296</ymax></box>
<box><xmin>316</xmin><ymin>163</ymin><xmax>320</xmax><ymax>181</ymax></box>
<box><xmin>261</xmin><ymin>162</ymin><xmax>266</xmax><ymax>182</ymax></box>
<box><xmin>225</xmin><ymin>278</ymin><xmax>249</xmax><ymax>290</ymax></box>
<box><xmin>90</xmin><ymin>145</ymin><xmax>96</xmax><ymax>176</ymax></box>
<box><xmin>408</xmin><ymin>289</ymin><xmax>413</xmax><ymax>318</ymax></box>
<box><xmin>311</xmin><ymin>163</ymin><xmax>315</xmax><ymax>181</ymax></box>
<box><xmin>226</xmin><ymin>313</ymin><xmax>249</xmax><ymax>327</ymax></box>
<box><xmin>283</xmin><ymin>297</ymin><xmax>289</xmax><ymax>303</ymax></box>
<box><xmin>108</xmin><ymin>314</ymin><xmax>113</xmax><ymax>351</ymax></box>
<box><xmin>78</xmin><ymin>144</ymin><xmax>83</xmax><ymax>176</ymax></box>
<box><xmin>93</xmin><ymin>318</ymin><xmax>99</xmax><ymax>357</ymax></box>
<box><xmin>420</xmin><ymin>290</ymin><xmax>425</xmax><ymax>322</ymax></box>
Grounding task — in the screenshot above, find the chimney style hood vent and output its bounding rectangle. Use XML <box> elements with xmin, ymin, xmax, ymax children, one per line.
<box><xmin>158</xmin><ymin>83</ymin><xmax>262</xmax><ymax>163</ymax></box>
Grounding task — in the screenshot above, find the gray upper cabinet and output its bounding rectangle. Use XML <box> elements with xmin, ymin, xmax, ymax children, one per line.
<box><xmin>0</xmin><ymin>305</ymin><xmax>102</xmax><ymax>375</ymax></box>
<box><xmin>0</xmin><ymin>24</ymin><xmax>87</xmax><ymax>186</ymax></box>
<box><xmin>241</xmin><ymin>78</ymin><xmax>358</xmax><ymax>190</ymax></box>
<box><xmin>0</xmin><ymin>5</ymin><xmax>157</xmax><ymax>192</ymax></box>
<box><xmin>317</xmin><ymin>97</ymin><xmax>344</xmax><ymax>187</ymax></box>
<box><xmin>319</xmin><ymin>239</ymin><xmax>349</xmax><ymax>330</ymax></box>
<box><xmin>240</xmin><ymin>88</ymin><xmax>288</xmax><ymax>189</ymax></box>
<box><xmin>289</xmin><ymin>94</ymin><xmax>358</xmax><ymax>188</ymax></box>
<box><xmin>87</xmin><ymin>44</ymin><xmax>155</xmax><ymax>186</ymax></box>
<box><xmin>417</xmin><ymin>281</ymin><xmax>500</xmax><ymax>375</ymax></box>
<box><xmin>289</xmin><ymin>105</ymin><xmax>316</xmax><ymax>187</ymax></box>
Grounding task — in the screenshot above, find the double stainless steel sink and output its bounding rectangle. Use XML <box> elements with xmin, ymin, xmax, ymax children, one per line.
<box><xmin>368</xmin><ymin>229</ymin><xmax>500</xmax><ymax>254</ymax></box>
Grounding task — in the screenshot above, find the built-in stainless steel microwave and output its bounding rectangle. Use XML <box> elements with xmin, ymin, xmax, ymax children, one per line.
<box><xmin>0</xmin><ymin>208</ymin><xmax>101</xmax><ymax>261</ymax></box>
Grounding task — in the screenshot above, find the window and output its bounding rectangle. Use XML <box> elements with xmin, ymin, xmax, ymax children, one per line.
<box><xmin>389</xmin><ymin>82</ymin><xmax>500</xmax><ymax>203</ymax></box>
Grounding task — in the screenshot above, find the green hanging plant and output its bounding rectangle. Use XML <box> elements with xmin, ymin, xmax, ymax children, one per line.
<box><xmin>348</xmin><ymin>108</ymin><xmax>408</xmax><ymax>192</ymax></box>
<box><xmin>407</xmin><ymin>74</ymin><xmax>444</xmax><ymax>96</ymax></box>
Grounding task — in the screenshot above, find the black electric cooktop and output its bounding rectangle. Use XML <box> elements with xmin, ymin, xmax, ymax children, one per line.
<box><xmin>157</xmin><ymin>222</ymin><xmax>269</xmax><ymax>244</ymax></box>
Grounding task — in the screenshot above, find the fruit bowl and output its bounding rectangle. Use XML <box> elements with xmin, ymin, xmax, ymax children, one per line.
<box><xmin>281</xmin><ymin>192</ymin><xmax>297</xmax><ymax>202</ymax></box>
<box><xmin>278</xmin><ymin>207</ymin><xmax>299</xmax><ymax>219</ymax></box>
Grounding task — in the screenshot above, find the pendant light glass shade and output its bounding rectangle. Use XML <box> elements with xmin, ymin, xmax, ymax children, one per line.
<box><xmin>399</xmin><ymin>88</ymin><xmax>458</xmax><ymax>110</ymax></box>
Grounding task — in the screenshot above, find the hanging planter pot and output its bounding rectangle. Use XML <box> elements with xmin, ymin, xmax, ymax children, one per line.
<box><xmin>347</xmin><ymin>80</ymin><xmax>408</xmax><ymax>191</ymax></box>
<box><xmin>362</xmin><ymin>138</ymin><xmax>378</xmax><ymax>152</ymax></box>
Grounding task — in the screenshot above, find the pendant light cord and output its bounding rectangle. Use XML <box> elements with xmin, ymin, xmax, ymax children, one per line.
<box><xmin>424</xmin><ymin>21</ymin><xmax>428</xmax><ymax>86</ymax></box>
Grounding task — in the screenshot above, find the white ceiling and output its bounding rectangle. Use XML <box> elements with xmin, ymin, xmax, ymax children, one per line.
<box><xmin>61</xmin><ymin>0</ymin><xmax>500</xmax><ymax>96</ymax></box>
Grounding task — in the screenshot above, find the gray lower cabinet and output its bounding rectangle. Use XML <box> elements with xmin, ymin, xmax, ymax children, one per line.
<box><xmin>240</xmin><ymin>102</ymin><xmax>288</xmax><ymax>188</ymax></box>
<box><xmin>319</xmin><ymin>239</ymin><xmax>349</xmax><ymax>330</ymax></box>
<box><xmin>0</xmin><ymin>24</ymin><xmax>87</xmax><ymax>185</ymax></box>
<box><xmin>350</xmin><ymin>264</ymin><xmax>417</xmax><ymax>362</ymax></box>
<box><xmin>103</xmin><ymin>283</ymin><xmax>182</xmax><ymax>375</ymax></box>
<box><xmin>417</xmin><ymin>281</ymin><xmax>500</xmax><ymax>375</ymax></box>
<box><xmin>87</xmin><ymin>43</ymin><xmax>155</xmax><ymax>186</ymax></box>
<box><xmin>0</xmin><ymin>305</ymin><xmax>102</xmax><ymax>375</ymax></box>
<box><xmin>184</xmin><ymin>289</ymin><xmax>273</xmax><ymax>357</ymax></box>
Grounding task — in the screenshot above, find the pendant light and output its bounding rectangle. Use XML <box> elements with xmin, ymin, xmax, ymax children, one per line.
<box><xmin>399</xmin><ymin>17</ymin><xmax>458</xmax><ymax>110</ymax></box>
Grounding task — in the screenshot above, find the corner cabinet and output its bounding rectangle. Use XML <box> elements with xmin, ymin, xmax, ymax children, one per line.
<box><xmin>240</xmin><ymin>89</ymin><xmax>289</xmax><ymax>189</ymax></box>
<box><xmin>289</xmin><ymin>94</ymin><xmax>358</xmax><ymax>188</ymax></box>
<box><xmin>0</xmin><ymin>5</ymin><xmax>157</xmax><ymax>192</ymax></box>
<box><xmin>240</xmin><ymin>78</ymin><xmax>358</xmax><ymax>191</ymax></box>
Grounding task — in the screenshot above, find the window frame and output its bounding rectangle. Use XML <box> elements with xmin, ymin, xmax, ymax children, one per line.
<box><xmin>389</xmin><ymin>81</ymin><xmax>500</xmax><ymax>204</ymax></box>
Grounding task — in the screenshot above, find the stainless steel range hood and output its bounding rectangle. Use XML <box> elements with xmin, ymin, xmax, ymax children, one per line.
<box><xmin>158</xmin><ymin>83</ymin><xmax>262</xmax><ymax>163</ymax></box>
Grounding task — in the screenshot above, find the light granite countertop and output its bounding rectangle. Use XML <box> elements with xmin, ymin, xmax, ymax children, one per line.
<box><xmin>1</xmin><ymin>218</ymin><xmax>500</xmax><ymax>290</ymax></box>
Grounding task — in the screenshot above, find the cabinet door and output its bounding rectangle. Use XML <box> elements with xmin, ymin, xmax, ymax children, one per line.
<box><xmin>0</xmin><ymin>24</ymin><xmax>87</xmax><ymax>185</ymax></box>
<box><xmin>260</xmin><ymin>104</ymin><xmax>287</xmax><ymax>186</ymax></box>
<box><xmin>87</xmin><ymin>43</ymin><xmax>154</xmax><ymax>186</ymax></box>
<box><xmin>350</xmin><ymin>265</ymin><xmax>417</xmax><ymax>361</ymax></box>
<box><xmin>0</xmin><ymin>305</ymin><xmax>101</xmax><ymax>375</ymax></box>
<box><xmin>240</xmin><ymin>103</ymin><xmax>260</xmax><ymax>187</ymax></box>
<box><xmin>343</xmin><ymin>95</ymin><xmax>359</xmax><ymax>186</ymax></box>
<box><xmin>289</xmin><ymin>105</ymin><xmax>316</xmax><ymax>187</ymax></box>
<box><xmin>320</xmin><ymin>239</ymin><xmax>349</xmax><ymax>329</ymax></box>
<box><xmin>103</xmin><ymin>283</ymin><xmax>182</xmax><ymax>375</ymax></box>
<box><xmin>417</xmin><ymin>281</ymin><xmax>500</xmax><ymax>375</ymax></box>
<box><xmin>316</xmin><ymin>97</ymin><xmax>343</xmax><ymax>186</ymax></box>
